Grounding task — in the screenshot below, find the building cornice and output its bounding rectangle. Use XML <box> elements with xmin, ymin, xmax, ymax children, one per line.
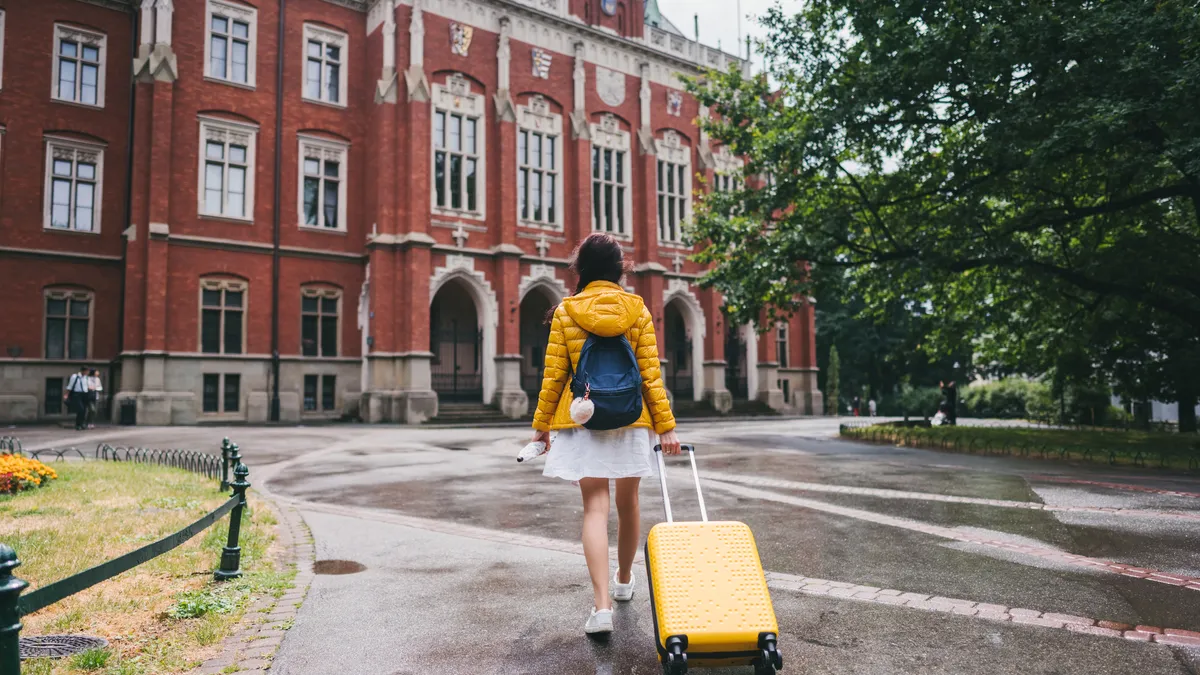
<box><xmin>0</xmin><ymin>246</ymin><xmax>123</xmax><ymax>264</ymax></box>
<box><xmin>395</xmin><ymin>0</ymin><xmax>748</xmax><ymax>88</ymax></box>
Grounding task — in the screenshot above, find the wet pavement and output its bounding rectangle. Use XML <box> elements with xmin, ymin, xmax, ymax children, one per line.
<box><xmin>19</xmin><ymin>418</ymin><xmax>1200</xmax><ymax>673</ymax></box>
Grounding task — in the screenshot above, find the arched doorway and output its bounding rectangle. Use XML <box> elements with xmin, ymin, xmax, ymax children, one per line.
<box><xmin>519</xmin><ymin>288</ymin><xmax>556</xmax><ymax>402</ymax></box>
<box><xmin>663</xmin><ymin>300</ymin><xmax>694</xmax><ymax>401</ymax></box>
<box><xmin>724</xmin><ymin>317</ymin><xmax>749</xmax><ymax>400</ymax></box>
<box><xmin>430</xmin><ymin>279</ymin><xmax>483</xmax><ymax>402</ymax></box>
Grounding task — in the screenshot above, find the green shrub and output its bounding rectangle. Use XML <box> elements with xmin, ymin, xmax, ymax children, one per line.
<box><xmin>961</xmin><ymin>379</ymin><xmax>1048</xmax><ymax>419</ymax></box>
<box><xmin>881</xmin><ymin>385</ymin><xmax>942</xmax><ymax>417</ymax></box>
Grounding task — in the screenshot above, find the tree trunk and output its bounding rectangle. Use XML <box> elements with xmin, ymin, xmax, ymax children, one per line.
<box><xmin>1179</xmin><ymin>393</ymin><xmax>1198</xmax><ymax>434</ymax></box>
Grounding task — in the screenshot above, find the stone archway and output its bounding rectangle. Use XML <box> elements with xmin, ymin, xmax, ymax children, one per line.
<box><xmin>518</xmin><ymin>286</ymin><xmax>558</xmax><ymax>404</ymax></box>
<box><xmin>663</xmin><ymin>279</ymin><xmax>706</xmax><ymax>402</ymax></box>
<box><xmin>429</xmin><ymin>255</ymin><xmax>497</xmax><ymax>405</ymax></box>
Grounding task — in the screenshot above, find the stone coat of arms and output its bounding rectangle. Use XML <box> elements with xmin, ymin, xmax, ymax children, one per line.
<box><xmin>451</xmin><ymin>23</ymin><xmax>474</xmax><ymax>57</ymax></box>
<box><xmin>532</xmin><ymin>48</ymin><xmax>553</xmax><ymax>79</ymax></box>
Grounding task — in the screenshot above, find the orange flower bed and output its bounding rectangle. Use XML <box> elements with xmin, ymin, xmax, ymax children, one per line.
<box><xmin>0</xmin><ymin>454</ymin><xmax>59</xmax><ymax>493</ymax></box>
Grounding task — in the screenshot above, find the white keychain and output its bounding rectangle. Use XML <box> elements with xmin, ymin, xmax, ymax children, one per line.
<box><xmin>569</xmin><ymin>384</ymin><xmax>595</xmax><ymax>425</ymax></box>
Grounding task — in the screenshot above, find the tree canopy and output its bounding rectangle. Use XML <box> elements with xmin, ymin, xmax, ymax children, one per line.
<box><xmin>687</xmin><ymin>0</ymin><xmax>1200</xmax><ymax>428</ymax></box>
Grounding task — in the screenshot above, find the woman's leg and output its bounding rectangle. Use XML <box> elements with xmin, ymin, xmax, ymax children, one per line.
<box><xmin>578</xmin><ymin>477</ymin><xmax>611</xmax><ymax>610</ymax></box>
<box><xmin>613</xmin><ymin>477</ymin><xmax>641</xmax><ymax>584</ymax></box>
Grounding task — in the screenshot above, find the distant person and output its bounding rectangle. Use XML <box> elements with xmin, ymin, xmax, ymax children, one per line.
<box><xmin>852</xmin><ymin>395</ymin><xmax>861</xmax><ymax>416</ymax></box>
<box><xmin>939</xmin><ymin>380</ymin><xmax>958</xmax><ymax>425</ymax></box>
<box><xmin>868</xmin><ymin>398</ymin><xmax>877</xmax><ymax>417</ymax></box>
<box><xmin>63</xmin><ymin>366</ymin><xmax>90</xmax><ymax>430</ymax></box>
<box><xmin>86</xmin><ymin>368</ymin><xmax>103</xmax><ymax>429</ymax></box>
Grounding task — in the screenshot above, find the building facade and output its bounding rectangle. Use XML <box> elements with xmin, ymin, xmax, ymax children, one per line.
<box><xmin>0</xmin><ymin>0</ymin><xmax>821</xmax><ymax>425</ymax></box>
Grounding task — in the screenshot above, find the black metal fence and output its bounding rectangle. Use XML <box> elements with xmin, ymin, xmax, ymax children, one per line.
<box><xmin>0</xmin><ymin>438</ymin><xmax>252</xmax><ymax>673</ymax></box>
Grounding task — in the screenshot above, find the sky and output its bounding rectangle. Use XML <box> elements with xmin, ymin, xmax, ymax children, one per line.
<box><xmin>656</xmin><ymin>0</ymin><xmax>798</xmax><ymax>72</ymax></box>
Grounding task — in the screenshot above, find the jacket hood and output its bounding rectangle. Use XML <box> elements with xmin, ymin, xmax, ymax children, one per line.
<box><xmin>561</xmin><ymin>281</ymin><xmax>645</xmax><ymax>337</ymax></box>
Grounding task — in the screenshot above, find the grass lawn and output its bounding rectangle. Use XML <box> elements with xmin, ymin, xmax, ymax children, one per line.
<box><xmin>842</xmin><ymin>423</ymin><xmax>1200</xmax><ymax>471</ymax></box>
<box><xmin>1</xmin><ymin>461</ymin><xmax>291</xmax><ymax>675</ymax></box>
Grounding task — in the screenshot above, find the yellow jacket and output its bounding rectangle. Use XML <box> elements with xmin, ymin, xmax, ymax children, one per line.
<box><xmin>532</xmin><ymin>281</ymin><xmax>676</xmax><ymax>434</ymax></box>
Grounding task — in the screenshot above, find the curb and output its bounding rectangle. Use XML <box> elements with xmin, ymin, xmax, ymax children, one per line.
<box><xmin>189</xmin><ymin>492</ymin><xmax>315</xmax><ymax>675</ymax></box>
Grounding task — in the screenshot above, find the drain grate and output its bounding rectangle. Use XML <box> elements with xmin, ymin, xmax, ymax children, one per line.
<box><xmin>20</xmin><ymin>635</ymin><xmax>109</xmax><ymax>660</ymax></box>
<box><xmin>313</xmin><ymin>559</ymin><xmax>366</xmax><ymax>575</ymax></box>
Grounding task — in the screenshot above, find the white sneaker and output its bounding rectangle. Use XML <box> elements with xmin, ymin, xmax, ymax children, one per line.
<box><xmin>584</xmin><ymin>607</ymin><xmax>614</xmax><ymax>634</ymax></box>
<box><xmin>612</xmin><ymin>572</ymin><xmax>635</xmax><ymax>602</ymax></box>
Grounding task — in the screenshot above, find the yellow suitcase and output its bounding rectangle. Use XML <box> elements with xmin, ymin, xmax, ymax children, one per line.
<box><xmin>645</xmin><ymin>444</ymin><xmax>782</xmax><ymax>675</ymax></box>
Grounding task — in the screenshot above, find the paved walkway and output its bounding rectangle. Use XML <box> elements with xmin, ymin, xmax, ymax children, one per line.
<box><xmin>20</xmin><ymin>419</ymin><xmax>1200</xmax><ymax>673</ymax></box>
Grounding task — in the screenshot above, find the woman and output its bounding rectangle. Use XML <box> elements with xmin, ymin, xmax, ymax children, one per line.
<box><xmin>86</xmin><ymin>368</ymin><xmax>103</xmax><ymax>429</ymax></box>
<box><xmin>530</xmin><ymin>232</ymin><xmax>682</xmax><ymax>636</ymax></box>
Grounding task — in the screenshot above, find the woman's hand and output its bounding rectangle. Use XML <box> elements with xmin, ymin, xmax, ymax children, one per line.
<box><xmin>659</xmin><ymin>429</ymin><xmax>682</xmax><ymax>455</ymax></box>
<box><xmin>532</xmin><ymin>430</ymin><xmax>551</xmax><ymax>452</ymax></box>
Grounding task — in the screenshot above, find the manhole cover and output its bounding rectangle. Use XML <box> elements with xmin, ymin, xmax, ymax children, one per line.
<box><xmin>313</xmin><ymin>559</ymin><xmax>366</xmax><ymax>575</ymax></box>
<box><xmin>20</xmin><ymin>635</ymin><xmax>109</xmax><ymax>659</ymax></box>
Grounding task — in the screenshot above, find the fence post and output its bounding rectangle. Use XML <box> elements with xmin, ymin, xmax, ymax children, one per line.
<box><xmin>220</xmin><ymin>438</ymin><xmax>232</xmax><ymax>492</ymax></box>
<box><xmin>215</xmin><ymin>463</ymin><xmax>250</xmax><ymax>581</ymax></box>
<box><xmin>0</xmin><ymin>544</ymin><xmax>28</xmax><ymax>675</ymax></box>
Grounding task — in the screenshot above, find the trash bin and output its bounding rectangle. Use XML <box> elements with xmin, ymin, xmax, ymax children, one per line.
<box><xmin>120</xmin><ymin>399</ymin><xmax>137</xmax><ymax>426</ymax></box>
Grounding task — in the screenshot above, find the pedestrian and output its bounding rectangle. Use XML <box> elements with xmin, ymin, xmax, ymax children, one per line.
<box><xmin>853</xmin><ymin>395</ymin><xmax>860</xmax><ymax>416</ymax></box>
<box><xmin>939</xmin><ymin>380</ymin><xmax>958</xmax><ymax>426</ymax></box>
<box><xmin>86</xmin><ymin>368</ymin><xmax>103</xmax><ymax>429</ymax></box>
<box><xmin>868</xmin><ymin>398</ymin><xmax>877</xmax><ymax>417</ymax></box>
<box><xmin>63</xmin><ymin>365</ymin><xmax>90</xmax><ymax>430</ymax></box>
<box><xmin>530</xmin><ymin>232</ymin><xmax>680</xmax><ymax>637</ymax></box>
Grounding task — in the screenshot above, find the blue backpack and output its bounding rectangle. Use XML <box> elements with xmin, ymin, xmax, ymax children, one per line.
<box><xmin>570</xmin><ymin>332</ymin><xmax>644</xmax><ymax>430</ymax></box>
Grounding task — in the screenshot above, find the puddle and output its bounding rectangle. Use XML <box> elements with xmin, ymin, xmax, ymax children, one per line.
<box><xmin>313</xmin><ymin>559</ymin><xmax>367</xmax><ymax>575</ymax></box>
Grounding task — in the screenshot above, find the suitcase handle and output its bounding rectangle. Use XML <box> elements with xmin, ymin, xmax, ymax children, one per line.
<box><xmin>653</xmin><ymin>443</ymin><xmax>708</xmax><ymax>523</ymax></box>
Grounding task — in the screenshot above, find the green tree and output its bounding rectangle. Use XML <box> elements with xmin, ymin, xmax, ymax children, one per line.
<box><xmin>688</xmin><ymin>0</ymin><xmax>1200</xmax><ymax>430</ymax></box>
<box><xmin>825</xmin><ymin>346</ymin><xmax>840</xmax><ymax>415</ymax></box>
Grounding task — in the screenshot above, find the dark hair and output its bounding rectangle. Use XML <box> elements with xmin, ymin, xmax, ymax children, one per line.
<box><xmin>89</xmin><ymin>369</ymin><xmax>98</xmax><ymax>376</ymax></box>
<box><xmin>79</xmin><ymin>366</ymin><xmax>89</xmax><ymax>372</ymax></box>
<box><xmin>569</xmin><ymin>232</ymin><xmax>631</xmax><ymax>295</ymax></box>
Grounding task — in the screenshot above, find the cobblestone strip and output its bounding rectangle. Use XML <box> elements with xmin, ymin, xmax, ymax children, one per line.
<box><xmin>703</xmin><ymin>480</ymin><xmax>1200</xmax><ymax>593</ymax></box>
<box><xmin>189</xmin><ymin>493</ymin><xmax>316</xmax><ymax>675</ymax></box>
<box><xmin>1025</xmin><ymin>475</ymin><xmax>1200</xmax><ymax>499</ymax></box>
<box><xmin>765</xmin><ymin>571</ymin><xmax>1200</xmax><ymax>648</ymax></box>
<box><xmin>698</xmin><ymin>470</ymin><xmax>1200</xmax><ymax>522</ymax></box>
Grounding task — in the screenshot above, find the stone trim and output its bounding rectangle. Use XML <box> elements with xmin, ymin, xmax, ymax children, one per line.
<box><xmin>0</xmin><ymin>246</ymin><xmax>122</xmax><ymax>263</ymax></box>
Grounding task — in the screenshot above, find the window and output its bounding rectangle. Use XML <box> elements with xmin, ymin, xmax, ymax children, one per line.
<box><xmin>203</xmin><ymin>373</ymin><xmax>240</xmax><ymax>413</ymax></box>
<box><xmin>304</xmin><ymin>374</ymin><xmax>336</xmax><ymax>412</ymax></box>
<box><xmin>517</xmin><ymin>97</ymin><xmax>563</xmax><ymax>228</ymax></box>
<box><xmin>432</xmin><ymin>74</ymin><xmax>486</xmax><ymax>219</ymax></box>
<box><xmin>301</xmin><ymin>288</ymin><xmax>339</xmax><ymax>357</ymax></box>
<box><xmin>777</xmin><ymin>322</ymin><xmax>789</xmax><ymax>368</ymax></box>
<box><xmin>302</xmin><ymin>24</ymin><xmax>348</xmax><ymax>106</ymax></box>
<box><xmin>45</xmin><ymin>378</ymin><xmax>64</xmax><ymax>415</ymax></box>
<box><xmin>589</xmin><ymin>115</ymin><xmax>632</xmax><ymax>237</ymax></box>
<box><xmin>52</xmin><ymin>25</ymin><xmax>106</xmax><ymax>107</ymax></box>
<box><xmin>205</xmin><ymin>0</ymin><xmax>256</xmax><ymax>87</ymax></box>
<box><xmin>198</xmin><ymin>117</ymin><xmax>257</xmax><ymax>220</ymax></box>
<box><xmin>655</xmin><ymin>131</ymin><xmax>692</xmax><ymax>244</ymax></box>
<box><xmin>44</xmin><ymin>138</ymin><xmax>104</xmax><ymax>233</ymax></box>
<box><xmin>200</xmin><ymin>279</ymin><xmax>246</xmax><ymax>354</ymax></box>
<box><xmin>44</xmin><ymin>289</ymin><xmax>92</xmax><ymax>360</ymax></box>
<box><xmin>298</xmin><ymin>136</ymin><xmax>347</xmax><ymax>230</ymax></box>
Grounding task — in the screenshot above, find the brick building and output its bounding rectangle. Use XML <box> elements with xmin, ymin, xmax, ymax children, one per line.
<box><xmin>0</xmin><ymin>0</ymin><xmax>821</xmax><ymax>425</ymax></box>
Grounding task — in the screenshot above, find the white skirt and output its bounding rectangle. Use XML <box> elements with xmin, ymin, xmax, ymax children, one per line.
<box><xmin>543</xmin><ymin>427</ymin><xmax>658</xmax><ymax>482</ymax></box>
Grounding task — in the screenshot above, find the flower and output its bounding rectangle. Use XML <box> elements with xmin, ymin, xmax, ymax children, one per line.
<box><xmin>0</xmin><ymin>454</ymin><xmax>58</xmax><ymax>492</ymax></box>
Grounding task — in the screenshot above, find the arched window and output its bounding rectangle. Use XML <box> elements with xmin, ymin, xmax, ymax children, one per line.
<box><xmin>44</xmin><ymin>287</ymin><xmax>93</xmax><ymax>359</ymax></box>
<box><xmin>301</xmin><ymin>285</ymin><xmax>341</xmax><ymax>357</ymax></box>
<box><xmin>200</xmin><ymin>277</ymin><xmax>246</xmax><ymax>354</ymax></box>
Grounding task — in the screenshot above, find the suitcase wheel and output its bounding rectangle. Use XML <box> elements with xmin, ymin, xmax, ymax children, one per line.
<box><xmin>754</xmin><ymin>633</ymin><xmax>783</xmax><ymax>674</ymax></box>
<box><xmin>662</xmin><ymin>637</ymin><xmax>687</xmax><ymax>675</ymax></box>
